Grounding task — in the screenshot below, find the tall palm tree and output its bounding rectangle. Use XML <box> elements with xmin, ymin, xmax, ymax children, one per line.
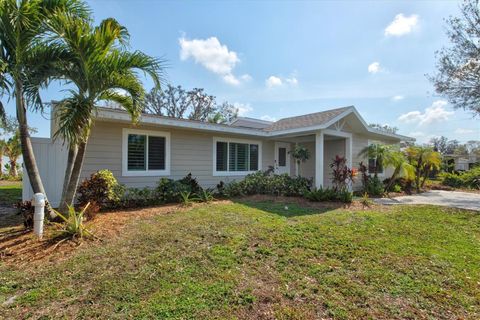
<box><xmin>47</xmin><ymin>15</ymin><xmax>163</xmax><ymax>212</ymax></box>
<box><xmin>3</xmin><ymin>132</ymin><xmax>21</xmax><ymax>176</ymax></box>
<box><xmin>0</xmin><ymin>0</ymin><xmax>89</xmax><ymax>199</ymax></box>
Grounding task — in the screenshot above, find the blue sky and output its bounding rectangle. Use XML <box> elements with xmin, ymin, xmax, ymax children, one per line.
<box><xmin>3</xmin><ymin>0</ymin><xmax>479</xmax><ymax>143</ymax></box>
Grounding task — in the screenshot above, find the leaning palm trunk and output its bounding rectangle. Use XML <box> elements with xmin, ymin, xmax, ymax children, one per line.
<box><xmin>58</xmin><ymin>144</ymin><xmax>78</xmax><ymax>213</ymax></box>
<box><xmin>62</xmin><ymin>140</ymin><xmax>88</xmax><ymax>210</ymax></box>
<box><xmin>16</xmin><ymin>80</ymin><xmax>45</xmax><ymax>195</ymax></box>
<box><xmin>384</xmin><ymin>168</ymin><xmax>401</xmax><ymax>193</ymax></box>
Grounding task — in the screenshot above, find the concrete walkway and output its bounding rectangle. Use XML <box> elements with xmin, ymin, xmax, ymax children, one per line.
<box><xmin>375</xmin><ymin>190</ymin><xmax>480</xmax><ymax>211</ymax></box>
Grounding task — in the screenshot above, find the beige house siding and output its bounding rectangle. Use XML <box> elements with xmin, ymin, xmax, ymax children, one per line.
<box><xmin>81</xmin><ymin>121</ymin><xmax>276</xmax><ymax>189</ymax></box>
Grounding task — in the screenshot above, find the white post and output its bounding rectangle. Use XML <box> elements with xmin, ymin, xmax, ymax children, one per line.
<box><xmin>315</xmin><ymin>131</ymin><xmax>324</xmax><ymax>189</ymax></box>
<box><xmin>32</xmin><ymin>193</ymin><xmax>46</xmax><ymax>239</ymax></box>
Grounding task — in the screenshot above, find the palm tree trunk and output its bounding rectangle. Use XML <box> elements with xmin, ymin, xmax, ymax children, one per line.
<box><xmin>9</xmin><ymin>160</ymin><xmax>17</xmax><ymax>177</ymax></box>
<box><xmin>62</xmin><ymin>140</ymin><xmax>88</xmax><ymax>211</ymax></box>
<box><xmin>58</xmin><ymin>144</ymin><xmax>78</xmax><ymax>213</ymax></box>
<box><xmin>385</xmin><ymin>168</ymin><xmax>400</xmax><ymax>193</ymax></box>
<box><xmin>15</xmin><ymin>80</ymin><xmax>46</xmax><ymax>195</ymax></box>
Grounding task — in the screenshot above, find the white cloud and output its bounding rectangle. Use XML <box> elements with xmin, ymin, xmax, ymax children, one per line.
<box><xmin>285</xmin><ymin>76</ymin><xmax>298</xmax><ymax>85</ymax></box>
<box><xmin>260</xmin><ymin>115</ymin><xmax>276</xmax><ymax>122</ymax></box>
<box><xmin>392</xmin><ymin>95</ymin><xmax>404</xmax><ymax>101</ymax></box>
<box><xmin>179</xmin><ymin>36</ymin><xmax>247</xmax><ymax>85</ymax></box>
<box><xmin>368</xmin><ymin>62</ymin><xmax>382</xmax><ymax>74</ymax></box>
<box><xmin>240</xmin><ymin>74</ymin><xmax>252</xmax><ymax>82</ymax></box>
<box><xmin>265</xmin><ymin>74</ymin><xmax>298</xmax><ymax>88</ymax></box>
<box><xmin>408</xmin><ymin>131</ymin><xmax>426</xmax><ymax>138</ymax></box>
<box><xmin>233</xmin><ymin>102</ymin><xmax>253</xmax><ymax>116</ymax></box>
<box><xmin>455</xmin><ymin>128</ymin><xmax>475</xmax><ymax>134</ymax></box>
<box><xmin>385</xmin><ymin>14</ymin><xmax>419</xmax><ymax>37</ymax></box>
<box><xmin>398</xmin><ymin>100</ymin><xmax>454</xmax><ymax>126</ymax></box>
<box><xmin>265</xmin><ymin>76</ymin><xmax>283</xmax><ymax>88</ymax></box>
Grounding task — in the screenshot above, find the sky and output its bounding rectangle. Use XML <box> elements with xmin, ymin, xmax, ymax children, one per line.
<box><xmin>3</xmin><ymin>0</ymin><xmax>479</xmax><ymax>144</ymax></box>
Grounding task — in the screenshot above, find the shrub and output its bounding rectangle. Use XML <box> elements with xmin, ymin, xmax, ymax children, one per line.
<box><xmin>120</xmin><ymin>187</ymin><xmax>160</xmax><ymax>208</ymax></box>
<box><xmin>15</xmin><ymin>200</ymin><xmax>34</xmax><ymax>229</ymax></box>
<box><xmin>220</xmin><ymin>171</ymin><xmax>312</xmax><ymax>197</ymax></box>
<box><xmin>330</xmin><ymin>155</ymin><xmax>355</xmax><ymax>192</ymax></box>
<box><xmin>440</xmin><ymin>167</ymin><xmax>480</xmax><ymax>189</ymax></box>
<box><xmin>156</xmin><ymin>178</ymin><xmax>190</xmax><ymax>203</ymax></box>
<box><xmin>360</xmin><ymin>193</ymin><xmax>373</xmax><ymax>207</ymax></box>
<box><xmin>198</xmin><ymin>188</ymin><xmax>215</xmax><ymax>203</ymax></box>
<box><xmin>303</xmin><ymin>187</ymin><xmax>352</xmax><ymax>203</ymax></box>
<box><xmin>179</xmin><ymin>191</ymin><xmax>199</xmax><ymax>207</ymax></box>
<box><xmin>365</xmin><ymin>175</ymin><xmax>384</xmax><ymax>197</ymax></box>
<box><xmin>178</xmin><ymin>173</ymin><xmax>202</xmax><ymax>194</ymax></box>
<box><xmin>53</xmin><ymin>203</ymin><xmax>94</xmax><ymax>239</ymax></box>
<box><xmin>77</xmin><ymin>170</ymin><xmax>121</xmax><ymax>214</ymax></box>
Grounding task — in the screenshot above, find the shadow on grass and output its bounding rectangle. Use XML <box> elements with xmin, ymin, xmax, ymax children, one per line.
<box><xmin>233</xmin><ymin>195</ymin><xmax>344</xmax><ymax>217</ymax></box>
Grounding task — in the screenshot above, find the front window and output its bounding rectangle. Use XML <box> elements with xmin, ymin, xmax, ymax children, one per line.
<box><xmin>214</xmin><ymin>138</ymin><xmax>261</xmax><ymax>175</ymax></box>
<box><xmin>123</xmin><ymin>129</ymin><xmax>170</xmax><ymax>176</ymax></box>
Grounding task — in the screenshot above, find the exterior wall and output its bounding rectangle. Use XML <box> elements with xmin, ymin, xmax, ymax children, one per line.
<box><xmin>323</xmin><ymin>139</ymin><xmax>346</xmax><ymax>188</ymax></box>
<box><xmin>81</xmin><ymin>121</ymin><xmax>275</xmax><ymax>189</ymax></box>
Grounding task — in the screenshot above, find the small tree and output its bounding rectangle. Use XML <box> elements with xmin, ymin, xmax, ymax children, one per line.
<box><xmin>405</xmin><ymin>146</ymin><xmax>442</xmax><ymax>192</ymax></box>
<box><xmin>383</xmin><ymin>150</ymin><xmax>415</xmax><ymax>192</ymax></box>
<box><xmin>289</xmin><ymin>145</ymin><xmax>310</xmax><ymax>176</ymax></box>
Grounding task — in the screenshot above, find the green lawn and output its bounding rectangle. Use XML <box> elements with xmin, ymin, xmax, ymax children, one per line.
<box><xmin>0</xmin><ymin>182</ymin><xmax>22</xmax><ymax>206</ymax></box>
<box><xmin>1</xmin><ymin>201</ymin><xmax>479</xmax><ymax>319</ymax></box>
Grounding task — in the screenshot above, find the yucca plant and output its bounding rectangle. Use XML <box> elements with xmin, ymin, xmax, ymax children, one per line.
<box><xmin>179</xmin><ymin>191</ymin><xmax>199</xmax><ymax>207</ymax></box>
<box><xmin>53</xmin><ymin>203</ymin><xmax>93</xmax><ymax>239</ymax></box>
<box><xmin>198</xmin><ymin>189</ymin><xmax>215</xmax><ymax>203</ymax></box>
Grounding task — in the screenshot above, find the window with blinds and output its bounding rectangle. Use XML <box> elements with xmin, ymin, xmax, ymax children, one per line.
<box><xmin>215</xmin><ymin>139</ymin><xmax>260</xmax><ymax>173</ymax></box>
<box><xmin>126</xmin><ymin>133</ymin><xmax>167</xmax><ymax>173</ymax></box>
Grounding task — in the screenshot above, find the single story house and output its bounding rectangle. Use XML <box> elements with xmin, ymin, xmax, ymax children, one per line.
<box><xmin>23</xmin><ymin>105</ymin><xmax>412</xmax><ymax>206</ymax></box>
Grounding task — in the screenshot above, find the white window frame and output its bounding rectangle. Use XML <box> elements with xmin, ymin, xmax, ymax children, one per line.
<box><xmin>213</xmin><ymin>137</ymin><xmax>262</xmax><ymax>176</ymax></box>
<box><xmin>367</xmin><ymin>139</ymin><xmax>384</xmax><ymax>177</ymax></box>
<box><xmin>122</xmin><ymin>128</ymin><xmax>171</xmax><ymax>177</ymax></box>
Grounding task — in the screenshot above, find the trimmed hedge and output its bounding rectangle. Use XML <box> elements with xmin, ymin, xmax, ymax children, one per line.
<box><xmin>220</xmin><ymin>171</ymin><xmax>313</xmax><ymax>197</ymax></box>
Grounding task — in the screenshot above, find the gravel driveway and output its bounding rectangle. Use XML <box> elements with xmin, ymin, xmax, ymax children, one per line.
<box><xmin>375</xmin><ymin>190</ymin><xmax>480</xmax><ymax>211</ymax></box>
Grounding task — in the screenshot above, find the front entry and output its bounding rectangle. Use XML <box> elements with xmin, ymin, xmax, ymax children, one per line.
<box><xmin>274</xmin><ymin>142</ymin><xmax>291</xmax><ymax>175</ymax></box>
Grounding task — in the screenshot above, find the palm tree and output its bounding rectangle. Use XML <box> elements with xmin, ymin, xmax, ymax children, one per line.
<box><xmin>48</xmin><ymin>16</ymin><xmax>163</xmax><ymax>213</ymax></box>
<box><xmin>0</xmin><ymin>0</ymin><xmax>89</xmax><ymax>199</ymax></box>
<box><xmin>358</xmin><ymin>143</ymin><xmax>389</xmax><ymax>175</ymax></box>
<box><xmin>3</xmin><ymin>132</ymin><xmax>21</xmax><ymax>177</ymax></box>
<box><xmin>382</xmin><ymin>149</ymin><xmax>415</xmax><ymax>192</ymax></box>
<box><xmin>405</xmin><ymin>146</ymin><xmax>442</xmax><ymax>192</ymax></box>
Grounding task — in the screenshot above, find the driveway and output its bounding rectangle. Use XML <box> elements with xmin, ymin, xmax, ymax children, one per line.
<box><xmin>375</xmin><ymin>190</ymin><xmax>480</xmax><ymax>211</ymax></box>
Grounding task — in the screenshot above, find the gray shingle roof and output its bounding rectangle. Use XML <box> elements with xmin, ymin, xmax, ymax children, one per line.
<box><xmin>263</xmin><ymin>106</ymin><xmax>351</xmax><ymax>132</ymax></box>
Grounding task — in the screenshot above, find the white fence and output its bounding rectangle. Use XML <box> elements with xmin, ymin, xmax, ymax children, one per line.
<box><xmin>22</xmin><ymin>138</ymin><xmax>68</xmax><ymax>207</ymax></box>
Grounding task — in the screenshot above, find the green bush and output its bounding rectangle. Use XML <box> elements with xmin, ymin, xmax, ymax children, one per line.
<box><xmin>77</xmin><ymin>169</ymin><xmax>121</xmax><ymax>212</ymax></box>
<box><xmin>219</xmin><ymin>171</ymin><xmax>312</xmax><ymax>197</ymax></box>
<box><xmin>440</xmin><ymin>167</ymin><xmax>480</xmax><ymax>189</ymax></box>
<box><xmin>365</xmin><ymin>175</ymin><xmax>384</xmax><ymax>196</ymax></box>
<box><xmin>303</xmin><ymin>187</ymin><xmax>353</xmax><ymax>203</ymax></box>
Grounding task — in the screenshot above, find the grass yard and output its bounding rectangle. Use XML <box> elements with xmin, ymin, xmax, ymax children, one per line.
<box><xmin>0</xmin><ymin>200</ymin><xmax>479</xmax><ymax>319</ymax></box>
<box><xmin>0</xmin><ymin>181</ymin><xmax>22</xmax><ymax>206</ymax></box>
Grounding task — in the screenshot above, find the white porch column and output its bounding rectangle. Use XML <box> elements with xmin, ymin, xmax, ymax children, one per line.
<box><xmin>315</xmin><ymin>131</ymin><xmax>324</xmax><ymax>189</ymax></box>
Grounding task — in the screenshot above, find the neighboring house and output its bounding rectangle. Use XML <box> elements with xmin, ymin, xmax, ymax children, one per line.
<box><xmin>23</xmin><ymin>106</ymin><xmax>412</xmax><ymax>206</ymax></box>
<box><xmin>444</xmin><ymin>154</ymin><xmax>478</xmax><ymax>171</ymax></box>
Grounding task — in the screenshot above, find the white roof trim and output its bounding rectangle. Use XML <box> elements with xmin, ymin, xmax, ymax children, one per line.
<box><xmin>95</xmin><ymin>107</ymin><xmax>413</xmax><ymax>141</ymax></box>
